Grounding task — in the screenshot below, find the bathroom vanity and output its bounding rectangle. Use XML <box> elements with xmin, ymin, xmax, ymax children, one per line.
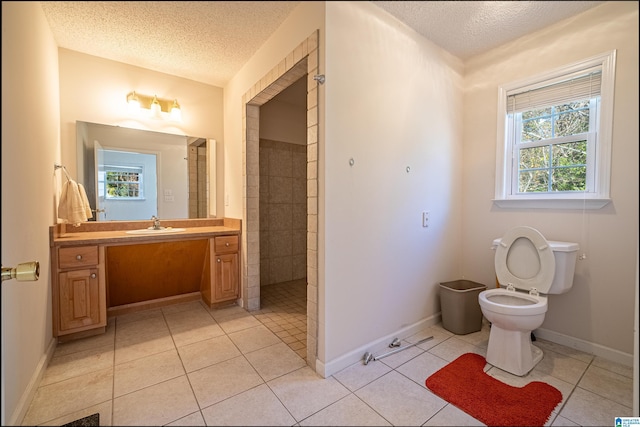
<box><xmin>49</xmin><ymin>218</ymin><xmax>241</xmax><ymax>341</ymax></box>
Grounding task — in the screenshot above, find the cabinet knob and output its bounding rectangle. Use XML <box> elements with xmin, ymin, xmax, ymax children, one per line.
<box><xmin>225</xmin><ymin>242</ymin><xmax>230</xmax><ymax>247</ymax></box>
<box><xmin>217</xmin><ymin>258</ymin><xmax>221</xmax><ymax>263</ymax></box>
<box><xmin>76</xmin><ymin>255</ymin><xmax>83</xmax><ymax>260</ymax></box>
<box><xmin>90</xmin><ymin>273</ymin><xmax>96</xmax><ymax>279</ymax></box>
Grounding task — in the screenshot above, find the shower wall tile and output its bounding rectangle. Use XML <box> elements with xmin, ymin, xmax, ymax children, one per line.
<box><xmin>270</xmin><ymin>257</ymin><xmax>293</xmax><ymax>284</ymax></box>
<box><xmin>259</xmin><ymin>204</ymin><xmax>269</xmax><ymax>232</ymax></box>
<box><xmin>269</xmin><ymin>204</ymin><xmax>293</xmax><ymax>231</ymax></box>
<box><xmin>292</xmin><ymin>178</ymin><xmax>306</xmax><ymax>205</ymax></box>
<box><xmin>260</xmin><ymin>259</ymin><xmax>270</xmax><ymax>285</ymax></box>
<box><xmin>260</xmin><ymin>139</ymin><xmax>307</xmax><ymax>286</ymax></box>
<box><xmin>292</xmin><ymin>150</ymin><xmax>307</xmax><ymax>178</ymax></box>
<box><xmin>269</xmin><ymin>176</ymin><xmax>293</xmax><ymax>204</ymax></box>
<box><xmin>260</xmin><ymin>231</ymin><xmax>270</xmax><ymax>260</ymax></box>
<box><xmin>259</xmin><ymin>146</ymin><xmax>270</xmax><ymax>175</ymax></box>
<box><xmin>292</xmin><ymin>255</ymin><xmax>307</xmax><ymax>280</ymax></box>
<box><xmin>259</xmin><ymin>175</ymin><xmax>269</xmax><ymax>199</ymax></box>
<box><xmin>292</xmin><ymin>230</ymin><xmax>306</xmax><ymax>256</ymax></box>
<box><xmin>270</xmin><ymin>230</ymin><xmax>292</xmax><ymax>258</ymax></box>
<box><xmin>269</xmin><ymin>146</ymin><xmax>292</xmax><ymax>177</ymax></box>
<box><xmin>292</xmin><ymin>203</ymin><xmax>307</xmax><ymax>230</ymax></box>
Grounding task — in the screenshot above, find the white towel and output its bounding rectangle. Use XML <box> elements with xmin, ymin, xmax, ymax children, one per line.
<box><xmin>58</xmin><ymin>179</ymin><xmax>93</xmax><ymax>226</ymax></box>
<box><xmin>78</xmin><ymin>183</ymin><xmax>93</xmax><ymax>219</ymax></box>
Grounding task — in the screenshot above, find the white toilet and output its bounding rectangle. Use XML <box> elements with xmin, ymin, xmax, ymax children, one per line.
<box><xmin>478</xmin><ymin>226</ymin><xmax>579</xmax><ymax>376</ymax></box>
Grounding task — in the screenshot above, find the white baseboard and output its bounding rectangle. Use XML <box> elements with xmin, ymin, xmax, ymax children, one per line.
<box><xmin>534</xmin><ymin>327</ymin><xmax>634</xmax><ymax>367</ymax></box>
<box><xmin>9</xmin><ymin>337</ymin><xmax>57</xmax><ymax>426</ymax></box>
<box><xmin>316</xmin><ymin>314</ymin><xmax>441</xmax><ymax>378</ymax></box>
<box><xmin>314</xmin><ymin>316</ymin><xmax>634</xmax><ymax>378</ymax></box>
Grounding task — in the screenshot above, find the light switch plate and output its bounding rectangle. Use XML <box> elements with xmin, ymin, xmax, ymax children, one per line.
<box><xmin>422</xmin><ymin>211</ymin><xmax>429</xmax><ymax>227</ymax></box>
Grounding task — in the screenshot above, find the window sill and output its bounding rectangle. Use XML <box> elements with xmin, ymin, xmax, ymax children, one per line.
<box><xmin>492</xmin><ymin>198</ymin><xmax>611</xmax><ymax>210</ymax></box>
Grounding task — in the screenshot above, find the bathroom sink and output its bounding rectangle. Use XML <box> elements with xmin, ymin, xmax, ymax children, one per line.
<box><xmin>125</xmin><ymin>227</ymin><xmax>187</xmax><ymax>235</ymax></box>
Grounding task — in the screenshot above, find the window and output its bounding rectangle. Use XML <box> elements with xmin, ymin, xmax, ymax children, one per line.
<box><xmin>494</xmin><ymin>51</ymin><xmax>616</xmax><ymax>209</ymax></box>
<box><xmin>104</xmin><ymin>165</ymin><xmax>144</xmax><ymax>199</ymax></box>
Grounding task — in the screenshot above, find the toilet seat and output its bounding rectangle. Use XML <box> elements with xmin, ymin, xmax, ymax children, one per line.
<box><xmin>495</xmin><ymin>226</ymin><xmax>555</xmax><ymax>294</ymax></box>
<box><xmin>479</xmin><ymin>288</ymin><xmax>547</xmax><ymax>316</ymax></box>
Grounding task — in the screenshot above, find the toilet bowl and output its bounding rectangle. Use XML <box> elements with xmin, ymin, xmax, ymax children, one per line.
<box><xmin>478</xmin><ymin>226</ymin><xmax>578</xmax><ymax>376</ymax></box>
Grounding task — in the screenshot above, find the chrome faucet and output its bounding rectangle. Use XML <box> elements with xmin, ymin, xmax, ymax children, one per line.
<box><xmin>151</xmin><ymin>216</ymin><xmax>162</xmax><ymax>230</ymax></box>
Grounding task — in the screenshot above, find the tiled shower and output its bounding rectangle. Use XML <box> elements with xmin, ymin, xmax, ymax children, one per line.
<box><xmin>188</xmin><ymin>141</ymin><xmax>208</xmax><ymax>218</ymax></box>
<box><xmin>259</xmin><ymin>139</ymin><xmax>307</xmax><ymax>286</ymax></box>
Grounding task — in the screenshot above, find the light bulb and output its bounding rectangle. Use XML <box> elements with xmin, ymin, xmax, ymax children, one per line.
<box><xmin>170</xmin><ymin>99</ymin><xmax>182</xmax><ymax>121</ymax></box>
<box><xmin>127</xmin><ymin>91</ymin><xmax>141</xmax><ymax>114</ymax></box>
<box><xmin>150</xmin><ymin>95</ymin><xmax>161</xmax><ymax>118</ymax></box>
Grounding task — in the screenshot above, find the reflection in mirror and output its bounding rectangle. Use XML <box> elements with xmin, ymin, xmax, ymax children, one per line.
<box><xmin>76</xmin><ymin>121</ymin><xmax>214</xmax><ymax>221</ymax></box>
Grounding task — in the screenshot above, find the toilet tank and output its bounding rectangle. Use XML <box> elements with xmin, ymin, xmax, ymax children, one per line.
<box><xmin>547</xmin><ymin>240</ymin><xmax>579</xmax><ymax>294</ymax></box>
<box><xmin>492</xmin><ymin>238</ymin><xmax>579</xmax><ymax>294</ymax></box>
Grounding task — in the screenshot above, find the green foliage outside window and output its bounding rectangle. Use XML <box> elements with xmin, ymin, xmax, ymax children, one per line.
<box><xmin>517</xmin><ymin>101</ymin><xmax>589</xmax><ymax>193</ymax></box>
<box><xmin>106</xmin><ymin>171</ymin><xmax>141</xmax><ymax>198</ymax></box>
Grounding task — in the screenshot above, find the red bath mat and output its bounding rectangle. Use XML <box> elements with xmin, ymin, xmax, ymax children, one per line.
<box><xmin>425</xmin><ymin>353</ymin><xmax>562</xmax><ymax>426</ymax></box>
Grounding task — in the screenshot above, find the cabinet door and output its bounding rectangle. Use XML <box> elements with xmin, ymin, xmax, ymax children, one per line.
<box><xmin>214</xmin><ymin>253</ymin><xmax>238</xmax><ymax>302</ymax></box>
<box><xmin>59</xmin><ymin>268</ymin><xmax>101</xmax><ymax>332</ymax></box>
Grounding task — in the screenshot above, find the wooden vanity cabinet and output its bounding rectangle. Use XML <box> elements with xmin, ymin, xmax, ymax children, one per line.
<box><xmin>52</xmin><ymin>245</ymin><xmax>107</xmax><ymax>338</ymax></box>
<box><xmin>51</xmin><ymin>219</ymin><xmax>242</xmax><ymax>340</ymax></box>
<box><xmin>202</xmin><ymin>235</ymin><xmax>240</xmax><ymax>307</ymax></box>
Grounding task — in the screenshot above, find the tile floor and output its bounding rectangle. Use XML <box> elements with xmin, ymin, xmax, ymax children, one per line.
<box><xmin>254</xmin><ymin>280</ymin><xmax>308</xmax><ymax>360</ymax></box>
<box><xmin>23</xmin><ymin>281</ymin><xmax>634</xmax><ymax>426</ymax></box>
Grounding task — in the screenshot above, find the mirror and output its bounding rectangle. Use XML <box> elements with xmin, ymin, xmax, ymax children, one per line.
<box><xmin>76</xmin><ymin>121</ymin><xmax>215</xmax><ymax>221</ymax></box>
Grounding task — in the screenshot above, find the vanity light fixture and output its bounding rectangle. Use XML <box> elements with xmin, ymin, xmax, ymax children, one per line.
<box><xmin>126</xmin><ymin>91</ymin><xmax>182</xmax><ymax>122</ymax></box>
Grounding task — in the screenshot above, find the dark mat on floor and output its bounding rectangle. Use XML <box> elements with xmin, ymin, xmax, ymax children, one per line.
<box><xmin>61</xmin><ymin>413</ymin><xmax>99</xmax><ymax>427</ymax></box>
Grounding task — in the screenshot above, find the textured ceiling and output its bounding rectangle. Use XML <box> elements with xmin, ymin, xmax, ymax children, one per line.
<box><xmin>372</xmin><ymin>1</ymin><xmax>604</xmax><ymax>60</ymax></box>
<box><xmin>39</xmin><ymin>1</ymin><xmax>604</xmax><ymax>87</ymax></box>
<box><xmin>39</xmin><ymin>1</ymin><xmax>300</xmax><ymax>87</ymax></box>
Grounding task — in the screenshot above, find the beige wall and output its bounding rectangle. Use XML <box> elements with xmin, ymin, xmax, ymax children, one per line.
<box><xmin>321</xmin><ymin>1</ymin><xmax>465</xmax><ymax>368</ymax></box>
<box><xmin>1</xmin><ymin>3</ymin><xmax>60</xmax><ymax>424</ymax></box>
<box><xmin>260</xmin><ymin>92</ymin><xmax>307</xmax><ymax>144</ymax></box>
<box><xmin>462</xmin><ymin>2</ymin><xmax>639</xmax><ymax>361</ymax></box>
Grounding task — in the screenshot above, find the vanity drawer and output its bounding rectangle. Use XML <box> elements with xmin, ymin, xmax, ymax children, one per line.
<box><xmin>214</xmin><ymin>235</ymin><xmax>238</xmax><ymax>254</ymax></box>
<box><xmin>59</xmin><ymin>246</ymin><xmax>99</xmax><ymax>269</ymax></box>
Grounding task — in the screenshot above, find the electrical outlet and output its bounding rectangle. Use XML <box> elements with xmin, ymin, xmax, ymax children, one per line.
<box><xmin>422</xmin><ymin>211</ymin><xmax>429</xmax><ymax>227</ymax></box>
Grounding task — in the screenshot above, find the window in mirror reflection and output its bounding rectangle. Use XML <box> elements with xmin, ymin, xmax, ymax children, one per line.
<box><xmin>105</xmin><ymin>167</ymin><xmax>143</xmax><ymax>199</ymax></box>
<box><xmin>98</xmin><ymin>150</ymin><xmax>158</xmax><ymax>221</ymax></box>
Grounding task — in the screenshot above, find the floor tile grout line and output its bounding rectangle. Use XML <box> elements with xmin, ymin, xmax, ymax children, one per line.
<box><xmin>160</xmin><ymin>307</ymin><xmax>207</xmax><ymax>424</ymax></box>
<box><xmin>568</xmin><ymin>357</ymin><xmax>635</xmax><ymax>410</ymax></box>
<box><xmin>551</xmin><ymin>350</ymin><xmax>594</xmax><ymax>417</ymax></box>
<box><xmin>110</xmin><ymin>316</ymin><xmax>118</xmax><ymax>425</ymax></box>
<box><xmin>263</xmin><ymin>365</ymin><xmax>312</xmax><ymax>424</ymax></box>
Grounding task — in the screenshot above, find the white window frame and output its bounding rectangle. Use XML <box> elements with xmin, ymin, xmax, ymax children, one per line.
<box><xmin>104</xmin><ymin>164</ymin><xmax>145</xmax><ymax>200</ymax></box>
<box><xmin>494</xmin><ymin>50</ymin><xmax>616</xmax><ymax>209</ymax></box>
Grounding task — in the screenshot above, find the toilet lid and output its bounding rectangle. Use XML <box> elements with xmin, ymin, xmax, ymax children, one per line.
<box><xmin>494</xmin><ymin>226</ymin><xmax>556</xmax><ymax>294</ymax></box>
